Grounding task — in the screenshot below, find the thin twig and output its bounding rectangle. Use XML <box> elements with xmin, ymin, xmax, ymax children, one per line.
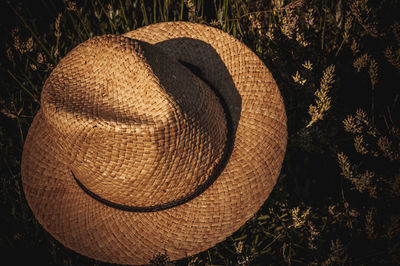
<box><xmin>7</xmin><ymin>70</ymin><xmax>40</xmax><ymax>104</ymax></box>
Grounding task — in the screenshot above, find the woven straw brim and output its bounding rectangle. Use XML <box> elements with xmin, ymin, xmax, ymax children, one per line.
<box><xmin>21</xmin><ymin>22</ymin><xmax>287</xmax><ymax>265</ymax></box>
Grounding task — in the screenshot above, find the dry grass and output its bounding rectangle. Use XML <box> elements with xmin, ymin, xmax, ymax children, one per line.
<box><xmin>1</xmin><ymin>0</ymin><xmax>399</xmax><ymax>265</ymax></box>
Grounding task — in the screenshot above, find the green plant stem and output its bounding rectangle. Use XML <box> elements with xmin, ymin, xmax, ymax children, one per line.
<box><xmin>225</xmin><ymin>9</ymin><xmax>274</xmax><ymax>23</ymax></box>
<box><xmin>97</xmin><ymin>0</ymin><xmax>118</xmax><ymax>33</ymax></box>
<box><xmin>16</xmin><ymin>117</ymin><xmax>24</xmax><ymax>146</ymax></box>
<box><xmin>223</xmin><ymin>0</ymin><xmax>229</xmax><ymax>31</ymax></box>
<box><xmin>23</xmin><ymin>72</ymin><xmax>41</xmax><ymax>97</ymax></box>
<box><xmin>65</xmin><ymin>7</ymin><xmax>86</xmax><ymax>42</ymax></box>
<box><xmin>74</xmin><ymin>9</ymin><xmax>92</xmax><ymax>38</ymax></box>
<box><xmin>7</xmin><ymin>70</ymin><xmax>40</xmax><ymax>104</ymax></box>
<box><xmin>10</xmin><ymin>99</ymin><xmax>25</xmax><ymax>145</ymax></box>
<box><xmin>261</xmin><ymin>233</ymin><xmax>282</xmax><ymax>253</ymax></box>
<box><xmin>199</xmin><ymin>0</ymin><xmax>204</xmax><ymax>19</ymax></box>
<box><xmin>158</xmin><ymin>0</ymin><xmax>165</xmax><ymax>22</ymax></box>
<box><xmin>180</xmin><ymin>0</ymin><xmax>184</xmax><ymax>20</ymax></box>
<box><xmin>207</xmin><ymin>250</ymin><xmax>213</xmax><ymax>264</ymax></box>
<box><xmin>153</xmin><ymin>0</ymin><xmax>157</xmax><ymax>23</ymax></box>
<box><xmin>119</xmin><ymin>0</ymin><xmax>130</xmax><ymax>29</ymax></box>
<box><xmin>141</xmin><ymin>0</ymin><xmax>150</xmax><ymax>25</ymax></box>
<box><xmin>335</xmin><ymin>37</ymin><xmax>347</xmax><ymax>57</ymax></box>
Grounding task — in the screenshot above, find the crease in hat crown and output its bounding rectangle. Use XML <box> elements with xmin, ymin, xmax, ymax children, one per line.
<box><xmin>40</xmin><ymin>35</ymin><xmax>228</xmax><ymax>208</ymax></box>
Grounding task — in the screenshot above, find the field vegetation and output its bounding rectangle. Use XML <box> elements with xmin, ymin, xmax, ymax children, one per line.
<box><xmin>1</xmin><ymin>0</ymin><xmax>399</xmax><ymax>265</ymax></box>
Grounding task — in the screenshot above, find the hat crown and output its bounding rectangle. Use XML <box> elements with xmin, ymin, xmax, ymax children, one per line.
<box><xmin>41</xmin><ymin>35</ymin><xmax>227</xmax><ymax>208</ymax></box>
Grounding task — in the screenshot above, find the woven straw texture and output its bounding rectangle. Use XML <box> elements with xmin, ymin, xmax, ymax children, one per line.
<box><xmin>21</xmin><ymin>22</ymin><xmax>287</xmax><ymax>265</ymax></box>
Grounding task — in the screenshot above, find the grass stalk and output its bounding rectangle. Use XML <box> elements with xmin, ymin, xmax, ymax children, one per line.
<box><xmin>199</xmin><ymin>0</ymin><xmax>204</xmax><ymax>19</ymax></box>
<box><xmin>335</xmin><ymin>39</ymin><xmax>345</xmax><ymax>57</ymax></box>
<box><xmin>65</xmin><ymin>6</ymin><xmax>87</xmax><ymax>42</ymax></box>
<box><xmin>141</xmin><ymin>0</ymin><xmax>150</xmax><ymax>25</ymax></box>
<box><xmin>180</xmin><ymin>0</ymin><xmax>184</xmax><ymax>20</ymax></box>
<box><xmin>119</xmin><ymin>0</ymin><xmax>130</xmax><ymax>30</ymax></box>
<box><xmin>153</xmin><ymin>0</ymin><xmax>157</xmax><ymax>23</ymax></box>
<box><xmin>73</xmin><ymin>8</ymin><xmax>92</xmax><ymax>38</ymax></box>
<box><xmin>96</xmin><ymin>0</ymin><xmax>118</xmax><ymax>33</ymax></box>
<box><xmin>158</xmin><ymin>0</ymin><xmax>163</xmax><ymax>21</ymax></box>
<box><xmin>7</xmin><ymin>70</ymin><xmax>40</xmax><ymax>104</ymax></box>
<box><xmin>16</xmin><ymin>116</ymin><xmax>24</xmax><ymax>145</ymax></box>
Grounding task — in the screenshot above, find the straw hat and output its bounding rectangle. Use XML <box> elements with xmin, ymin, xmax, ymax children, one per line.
<box><xmin>21</xmin><ymin>22</ymin><xmax>287</xmax><ymax>265</ymax></box>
